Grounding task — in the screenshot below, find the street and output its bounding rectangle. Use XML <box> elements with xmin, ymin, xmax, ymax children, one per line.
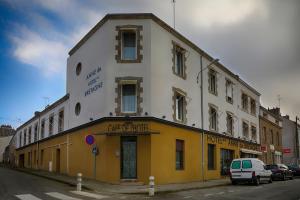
<box><xmin>1</xmin><ymin>167</ymin><xmax>300</xmax><ymax>200</ymax></box>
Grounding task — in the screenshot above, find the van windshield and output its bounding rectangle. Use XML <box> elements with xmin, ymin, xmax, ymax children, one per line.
<box><xmin>242</xmin><ymin>160</ymin><xmax>252</xmax><ymax>169</ymax></box>
<box><xmin>231</xmin><ymin>161</ymin><xmax>241</xmax><ymax>169</ymax></box>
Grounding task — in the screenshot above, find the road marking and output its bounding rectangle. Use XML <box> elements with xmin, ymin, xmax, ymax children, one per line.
<box><xmin>217</xmin><ymin>192</ymin><xmax>225</xmax><ymax>195</ymax></box>
<box><xmin>228</xmin><ymin>190</ymin><xmax>235</xmax><ymax>193</ymax></box>
<box><xmin>204</xmin><ymin>193</ymin><xmax>213</xmax><ymax>197</ymax></box>
<box><xmin>15</xmin><ymin>194</ymin><xmax>42</xmax><ymax>200</ymax></box>
<box><xmin>183</xmin><ymin>195</ymin><xmax>193</xmax><ymax>199</ymax></box>
<box><xmin>46</xmin><ymin>192</ymin><xmax>81</xmax><ymax>200</ymax></box>
<box><xmin>71</xmin><ymin>191</ymin><xmax>108</xmax><ymax>199</ymax></box>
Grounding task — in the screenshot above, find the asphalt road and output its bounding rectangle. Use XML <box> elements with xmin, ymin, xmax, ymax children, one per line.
<box><xmin>1</xmin><ymin>166</ymin><xmax>300</xmax><ymax>200</ymax></box>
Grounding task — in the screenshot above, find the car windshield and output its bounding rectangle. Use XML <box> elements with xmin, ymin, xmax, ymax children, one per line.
<box><xmin>231</xmin><ymin>161</ymin><xmax>241</xmax><ymax>169</ymax></box>
<box><xmin>266</xmin><ymin>165</ymin><xmax>278</xmax><ymax>170</ymax></box>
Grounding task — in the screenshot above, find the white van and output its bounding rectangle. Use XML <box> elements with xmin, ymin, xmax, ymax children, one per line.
<box><xmin>230</xmin><ymin>158</ymin><xmax>272</xmax><ymax>185</ymax></box>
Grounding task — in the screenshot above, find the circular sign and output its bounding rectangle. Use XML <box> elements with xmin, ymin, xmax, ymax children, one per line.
<box><xmin>85</xmin><ymin>135</ymin><xmax>95</xmax><ymax>145</ymax></box>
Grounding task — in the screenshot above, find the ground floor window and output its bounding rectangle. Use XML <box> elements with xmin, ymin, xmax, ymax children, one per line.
<box><xmin>176</xmin><ymin>139</ymin><xmax>184</xmax><ymax>170</ymax></box>
<box><xmin>208</xmin><ymin>144</ymin><xmax>216</xmax><ymax>170</ymax></box>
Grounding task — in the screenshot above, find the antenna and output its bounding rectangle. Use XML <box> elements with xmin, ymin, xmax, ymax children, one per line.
<box><xmin>172</xmin><ymin>0</ymin><xmax>176</xmax><ymax>29</ymax></box>
<box><xmin>43</xmin><ymin>96</ymin><xmax>50</xmax><ymax>107</ymax></box>
<box><xmin>277</xmin><ymin>94</ymin><xmax>281</xmax><ymax>108</ymax></box>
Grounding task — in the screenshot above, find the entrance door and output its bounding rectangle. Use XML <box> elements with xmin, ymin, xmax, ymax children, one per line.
<box><xmin>220</xmin><ymin>149</ymin><xmax>234</xmax><ymax>176</ymax></box>
<box><xmin>121</xmin><ymin>136</ymin><xmax>137</xmax><ymax>179</ymax></box>
<box><xmin>56</xmin><ymin>149</ymin><xmax>60</xmax><ymax>173</ymax></box>
<box><xmin>19</xmin><ymin>154</ymin><xmax>25</xmax><ymax>168</ymax></box>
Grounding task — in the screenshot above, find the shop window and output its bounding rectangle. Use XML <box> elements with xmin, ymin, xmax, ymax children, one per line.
<box><xmin>34</xmin><ymin>123</ymin><xmax>38</xmax><ymax>142</ymax></box>
<box><xmin>209</xmin><ymin>105</ymin><xmax>218</xmax><ymax>131</ymax></box>
<box><xmin>172</xmin><ymin>42</ymin><xmax>186</xmax><ymax>79</ymax></box>
<box><xmin>226</xmin><ymin>79</ymin><xmax>233</xmax><ymax>104</ymax></box>
<box><xmin>242</xmin><ymin>121</ymin><xmax>249</xmax><ymax>138</ymax></box>
<box><xmin>241</xmin><ymin>93</ymin><xmax>248</xmax><ymax>111</ymax></box>
<box><xmin>172</xmin><ymin>88</ymin><xmax>187</xmax><ymax>123</ymax></box>
<box><xmin>251</xmin><ymin>125</ymin><xmax>257</xmax><ymax>141</ymax></box>
<box><xmin>115</xmin><ymin>77</ymin><xmax>143</xmax><ymax>116</ymax></box>
<box><xmin>226</xmin><ymin>113</ymin><xmax>234</xmax><ymax>135</ymax></box>
<box><xmin>58</xmin><ymin>109</ymin><xmax>64</xmax><ymax>133</ymax></box>
<box><xmin>49</xmin><ymin>114</ymin><xmax>54</xmax><ymax>136</ymax></box>
<box><xmin>28</xmin><ymin>126</ymin><xmax>32</xmax><ymax>144</ymax></box>
<box><xmin>122</xmin><ymin>84</ymin><xmax>137</xmax><ymax>113</ymax></box>
<box><xmin>250</xmin><ymin>98</ymin><xmax>256</xmax><ymax>115</ymax></box>
<box><xmin>115</xmin><ymin>25</ymin><xmax>143</xmax><ymax>63</ymax></box>
<box><xmin>176</xmin><ymin>140</ymin><xmax>184</xmax><ymax>170</ymax></box>
<box><xmin>41</xmin><ymin>119</ymin><xmax>45</xmax><ymax>139</ymax></box>
<box><xmin>208</xmin><ymin>69</ymin><xmax>217</xmax><ymax>95</ymax></box>
<box><xmin>208</xmin><ymin>144</ymin><xmax>215</xmax><ymax>170</ymax></box>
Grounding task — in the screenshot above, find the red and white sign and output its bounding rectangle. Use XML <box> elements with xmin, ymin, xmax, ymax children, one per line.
<box><xmin>261</xmin><ymin>145</ymin><xmax>267</xmax><ymax>152</ymax></box>
<box><xmin>283</xmin><ymin>148</ymin><xmax>291</xmax><ymax>154</ymax></box>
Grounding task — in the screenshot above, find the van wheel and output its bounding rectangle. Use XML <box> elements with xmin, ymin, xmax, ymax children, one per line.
<box><xmin>231</xmin><ymin>180</ymin><xmax>237</xmax><ymax>185</ymax></box>
<box><xmin>254</xmin><ymin>177</ymin><xmax>260</xmax><ymax>186</ymax></box>
<box><xmin>268</xmin><ymin>177</ymin><xmax>272</xmax><ymax>183</ymax></box>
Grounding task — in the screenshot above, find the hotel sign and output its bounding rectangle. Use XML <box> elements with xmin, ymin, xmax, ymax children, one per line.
<box><xmin>206</xmin><ymin>134</ymin><xmax>259</xmax><ymax>151</ymax></box>
<box><xmin>105</xmin><ymin>122</ymin><xmax>157</xmax><ymax>136</ymax></box>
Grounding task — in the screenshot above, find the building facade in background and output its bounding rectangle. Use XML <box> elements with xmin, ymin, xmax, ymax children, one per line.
<box><xmin>0</xmin><ymin>125</ymin><xmax>15</xmax><ymax>163</ymax></box>
<box><xmin>15</xmin><ymin>13</ymin><xmax>261</xmax><ymax>184</ymax></box>
<box><xmin>259</xmin><ymin>107</ymin><xmax>282</xmax><ymax>164</ymax></box>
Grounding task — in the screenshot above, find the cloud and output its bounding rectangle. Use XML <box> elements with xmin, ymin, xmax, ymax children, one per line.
<box><xmin>10</xmin><ymin>26</ymin><xmax>68</xmax><ymax>76</ymax></box>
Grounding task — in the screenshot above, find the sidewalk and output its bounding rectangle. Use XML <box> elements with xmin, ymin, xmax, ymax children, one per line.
<box><xmin>12</xmin><ymin>167</ymin><xmax>230</xmax><ymax>194</ymax></box>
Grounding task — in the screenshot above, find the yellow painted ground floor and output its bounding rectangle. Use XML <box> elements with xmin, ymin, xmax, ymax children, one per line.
<box><xmin>16</xmin><ymin>117</ymin><xmax>261</xmax><ymax>185</ymax></box>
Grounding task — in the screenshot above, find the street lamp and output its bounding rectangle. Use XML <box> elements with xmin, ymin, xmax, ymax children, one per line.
<box><xmin>197</xmin><ymin>57</ymin><xmax>219</xmax><ymax>182</ymax></box>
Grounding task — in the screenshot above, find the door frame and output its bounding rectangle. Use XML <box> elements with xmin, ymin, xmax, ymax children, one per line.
<box><xmin>56</xmin><ymin>149</ymin><xmax>61</xmax><ymax>173</ymax></box>
<box><xmin>120</xmin><ymin>136</ymin><xmax>137</xmax><ymax>179</ymax></box>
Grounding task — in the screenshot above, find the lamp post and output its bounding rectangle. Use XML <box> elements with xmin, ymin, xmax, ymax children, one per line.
<box><xmin>296</xmin><ymin>116</ymin><xmax>299</xmax><ymax>164</ymax></box>
<box><xmin>197</xmin><ymin>57</ymin><xmax>219</xmax><ymax>181</ymax></box>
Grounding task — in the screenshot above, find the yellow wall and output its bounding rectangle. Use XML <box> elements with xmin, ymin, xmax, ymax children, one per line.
<box><xmin>16</xmin><ymin>119</ymin><xmax>260</xmax><ymax>185</ymax></box>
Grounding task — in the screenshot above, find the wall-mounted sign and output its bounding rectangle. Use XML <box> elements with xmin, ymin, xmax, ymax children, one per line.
<box><xmin>270</xmin><ymin>144</ymin><xmax>275</xmax><ymax>151</ymax></box>
<box><xmin>107</xmin><ymin>122</ymin><xmax>149</xmax><ymax>134</ymax></box>
<box><xmin>283</xmin><ymin>148</ymin><xmax>291</xmax><ymax>154</ymax></box>
<box><xmin>84</xmin><ymin>67</ymin><xmax>104</xmax><ymax>97</ymax></box>
<box><xmin>261</xmin><ymin>145</ymin><xmax>267</xmax><ymax>152</ymax></box>
<box><xmin>85</xmin><ymin>135</ymin><xmax>95</xmax><ymax>145</ymax></box>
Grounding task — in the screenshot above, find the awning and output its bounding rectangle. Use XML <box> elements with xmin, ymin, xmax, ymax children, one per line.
<box><xmin>240</xmin><ymin>148</ymin><xmax>262</xmax><ymax>155</ymax></box>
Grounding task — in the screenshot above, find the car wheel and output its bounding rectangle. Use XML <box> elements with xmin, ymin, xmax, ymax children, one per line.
<box><xmin>254</xmin><ymin>177</ymin><xmax>260</xmax><ymax>186</ymax></box>
<box><xmin>268</xmin><ymin>177</ymin><xmax>273</xmax><ymax>183</ymax></box>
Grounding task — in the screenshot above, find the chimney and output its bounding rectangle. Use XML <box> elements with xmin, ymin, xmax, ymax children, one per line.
<box><xmin>34</xmin><ymin>111</ymin><xmax>41</xmax><ymax>116</ymax></box>
<box><xmin>268</xmin><ymin>107</ymin><xmax>281</xmax><ymax>116</ymax></box>
<box><xmin>283</xmin><ymin>115</ymin><xmax>290</xmax><ymax>120</ymax></box>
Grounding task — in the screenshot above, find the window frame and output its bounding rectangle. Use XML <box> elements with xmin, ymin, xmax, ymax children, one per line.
<box><xmin>241</xmin><ymin>93</ymin><xmax>249</xmax><ymax>112</ymax></box>
<box><xmin>225</xmin><ymin>79</ymin><xmax>233</xmax><ymax>104</ymax></box>
<box><xmin>34</xmin><ymin>123</ymin><xmax>38</xmax><ymax>142</ymax></box>
<box><xmin>58</xmin><ymin>109</ymin><xmax>64</xmax><ymax>133</ymax></box>
<box><xmin>226</xmin><ymin>112</ymin><xmax>234</xmax><ymax>135</ymax></box>
<box><xmin>41</xmin><ymin>119</ymin><xmax>45</xmax><ymax>139</ymax></box>
<box><xmin>121</xmin><ymin>29</ymin><xmax>137</xmax><ymax>60</ymax></box>
<box><xmin>208</xmin><ymin>69</ymin><xmax>218</xmax><ymax>95</ymax></box>
<box><xmin>175</xmin><ymin>139</ymin><xmax>184</xmax><ymax>170</ymax></box>
<box><xmin>172</xmin><ymin>87</ymin><xmax>187</xmax><ymax>123</ymax></box>
<box><xmin>209</xmin><ymin>104</ymin><xmax>218</xmax><ymax>131</ymax></box>
<box><xmin>242</xmin><ymin>121</ymin><xmax>249</xmax><ymax>139</ymax></box>
<box><xmin>49</xmin><ymin>114</ymin><xmax>54</xmax><ymax>136</ymax></box>
<box><xmin>121</xmin><ymin>82</ymin><xmax>138</xmax><ymax>114</ymax></box>
<box><xmin>172</xmin><ymin>41</ymin><xmax>186</xmax><ymax>79</ymax></box>
<box><xmin>250</xmin><ymin>98</ymin><xmax>256</xmax><ymax>115</ymax></box>
<box><xmin>251</xmin><ymin>125</ymin><xmax>257</xmax><ymax>141</ymax></box>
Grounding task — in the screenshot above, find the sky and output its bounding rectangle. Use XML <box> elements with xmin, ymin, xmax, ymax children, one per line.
<box><xmin>0</xmin><ymin>0</ymin><xmax>299</xmax><ymax>128</ymax></box>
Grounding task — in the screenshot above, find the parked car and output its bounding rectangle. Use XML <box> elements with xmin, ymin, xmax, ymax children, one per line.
<box><xmin>229</xmin><ymin>158</ymin><xmax>272</xmax><ymax>186</ymax></box>
<box><xmin>266</xmin><ymin>164</ymin><xmax>293</xmax><ymax>181</ymax></box>
<box><xmin>288</xmin><ymin>165</ymin><xmax>300</xmax><ymax>176</ymax></box>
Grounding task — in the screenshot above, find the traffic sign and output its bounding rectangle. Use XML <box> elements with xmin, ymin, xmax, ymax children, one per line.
<box><xmin>92</xmin><ymin>146</ymin><xmax>99</xmax><ymax>155</ymax></box>
<box><xmin>85</xmin><ymin>135</ymin><xmax>95</xmax><ymax>145</ymax></box>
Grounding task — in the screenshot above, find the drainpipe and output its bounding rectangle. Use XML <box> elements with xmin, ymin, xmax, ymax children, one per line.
<box><xmin>200</xmin><ymin>55</ymin><xmax>205</xmax><ymax>181</ymax></box>
<box><xmin>296</xmin><ymin>116</ymin><xmax>299</xmax><ymax>165</ymax></box>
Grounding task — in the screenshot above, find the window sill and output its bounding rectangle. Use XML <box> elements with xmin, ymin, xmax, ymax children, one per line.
<box><xmin>226</xmin><ymin>99</ymin><xmax>233</xmax><ymax>105</ymax></box>
<box><xmin>173</xmin><ymin>72</ymin><xmax>186</xmax><ymax>80</ymax></box>
<box><xmin>117</xmin><ymin>59</ymin><xmax>142</xmax><ymax>63</ymax></box>
<box><xmin>209</xmin><ymin>90</ymin><xmax>218</xmax><ymax>96</ymax></box>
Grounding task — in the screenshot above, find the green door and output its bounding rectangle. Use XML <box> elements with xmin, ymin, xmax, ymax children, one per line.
<box><xmin>121</xmin><ymin>136</ymin><xmax>137</xmax><ymax>179</ymax></box>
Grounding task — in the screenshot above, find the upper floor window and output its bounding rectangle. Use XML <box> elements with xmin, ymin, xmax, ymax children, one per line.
<box><xmin>115</xmin><ymin>25</ymin><xmax>143</xmax><ymax>63</ymax></box>
<box><xmin>19</xmin><ymin>132</ymin><xmax>22</xmax><ymax>147</ymax></box>
<box><xmin>172</xmin><ymin>88</ymin><xmax>187</xmax><ymax>123</ymax></box>
<box><xmin>276</xmin><ymin>131</ymin><xmax>280</xmax><ymax>146</ymax></box>
<box><xmin>208</xmin><ymin>69</ymin><xmax>217</xmax><ymax>95</ymax></box>
<box><xmin>34</xmin><ymin>123</ymin><xmax>38</xmax><ymax>142</ymax></box>
<box><xmin>115</xmin><ymin>77</ymin><xmax>143</xmax><ymax>116</ymax></box>
<box><xmin>122</xmin><ymin>84</ymin><xmax>137</xmax><ymax>113</ymax></box>
<box><xmin>251</xmin><ymin>125</ymin><xmax>257</xmax><ymax>141</ymax></box>
<box><xmin>49</xmin><ymin>114</ymin><xmax>54</xmax><ymax>136</ymax></box>
<box><xmin>250</xmin><ymin>98</ymin><xmax>256</xmax><ymax>115</ymax></box>
<box><xmin>262</xmin><ymin>126</ymin><xmax>266</xmax><ymax>143</ymax></box>
<box><xmin>226</xmin><ymin>79</ymin><xmax>233</xmax><ymax>104</ymax></box>
<box><xmin>226</xmin><ymin>112</ymin><xmax>234</xmax><ymax>135</ymax></box>
<box><xmin>270</xmin><ymin>129</ymin><xmax>274</xmax><ymax>144</ymax></box>
<box><xmin>172</xmin><ymin>42</ymin><xmax>186</xmax><ymax>79</ymax></box>
<box><xmin>23</xmin><ymin>129</ymin><xmax>27</xmax><ymax>146</ymax></box>
<box><xmin>58</xmin><ymin>109</ymin><xmax>64</xmax><ymax>133</ymax></box>
<box><xmin>242</xmin><ymin>121</ymin><xmax>249</xmax><ymax>138</ymax></box>
<box><xmin>28</xmin><ymin>126</ymin><xmax>32</xmax><ymax>144</ymax></box>
<box><xmin>209</xmin><ymin>105</ymin><xmax>218</xmax><ymax>131</ymax></box>
<box><xmin>241</xmin><ymin>93</ymin><xmax>248</xmax><ymax>111</ymax></box>
<box><xmin>122</xmin><ymin>31</ymin><xmax>136</xmax><ymax>60</ymax></box>
<box><xmin>41</xmin><ymin>119</ymin><xmax>45</xmax><ymax>139</ymax></box>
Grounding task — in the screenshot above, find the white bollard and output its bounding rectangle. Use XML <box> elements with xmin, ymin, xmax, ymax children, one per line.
<box><xmin>77</xmin><ymin>173</ymin><xmax>82</xmax><ymax>191</ymax></box>
<box><xmin>149</xmin><ymin>176</ymin><xmax>155</xmax><ymax>196</ymax></box>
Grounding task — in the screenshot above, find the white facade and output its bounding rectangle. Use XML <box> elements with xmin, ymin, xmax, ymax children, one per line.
<box><xmin>16</xmin><ymin>13</ymin><xmax>260</xmax><ymax>148</ymax></box>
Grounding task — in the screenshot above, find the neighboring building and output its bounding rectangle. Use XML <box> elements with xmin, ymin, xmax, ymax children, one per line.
<box><xmin>15</xmin><ymin>13</ymin><xmax>261</xmax><ymax>184</ymax></box>
<box><xmin>259</xmin><ymin>107</ymin><xmax>282</xmax><ymax>164</ymax></box>
<box><xmin>0</xmin><ymin>125</ymin><xmax>15</xmax><ymax>163</ymax></box>
<box><xmin>280</xmin><ymin>115</ymin><xmax>300</xmax><ymax>166</ymax></box>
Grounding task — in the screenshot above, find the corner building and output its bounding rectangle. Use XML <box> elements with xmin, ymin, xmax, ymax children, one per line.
<box><xmin>15</xmin><ymin>13</ymin><xmax>261</xmax><ymax>184</ymax></box>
